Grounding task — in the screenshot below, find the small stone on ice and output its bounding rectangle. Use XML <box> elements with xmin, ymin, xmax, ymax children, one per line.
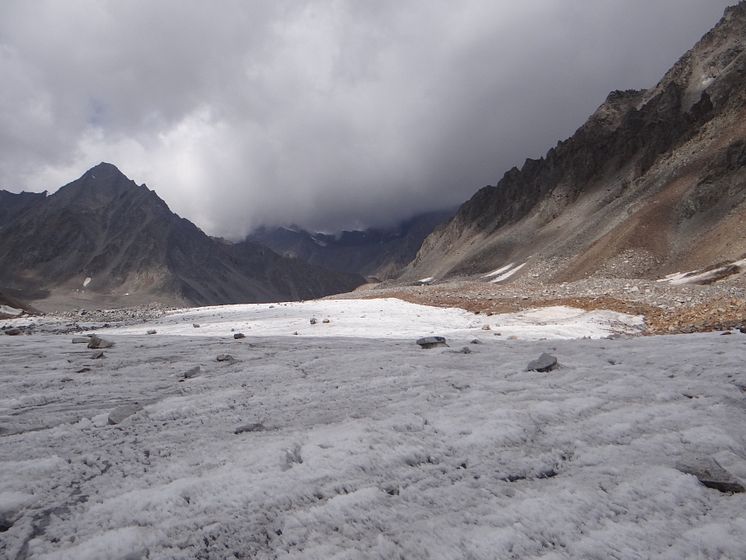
<box><xmin>677</xmin><ymin>456</ymin><xmax>745</xmax><ymax>493</ymax></box>
<box><xmin>108</xmin><ymin>403</ymin><xmax>143</xmax><ymax>425</ymax></box>
<box><xmin>527</xmin><ymin>353</ymin><xmax>558</xmax><ymax>372</ymax></box>
<box><xmin>310</xmin><ymin>318</ymin><xmax>318</xmax><ymax>325</ymax></box>
<box><xmin>233</xmin><ymin>333</ymin><xmax>246</xmax><ymax>339</ymax></box>
<box><xmin>87</xmin><ymin>335</ymin><xmax>114</xmax><ymax>349</ymax></box>
<box><xmin>146</xmin><ymin>329</ymin><xmax>157</xmax><ymax>335</ymax></box>
<box><xmin>417</xmin><ymin>336</ymin><xmax>448</xmax><ymax>349</ymax></box>
<box><xmin>234</xmin><ymin>422</ymin><xmax>265</xmax><ymax>434</ymax></box>
<box><xmin>216</xmin><ymin>354</ymin><xmax>234</xmax><ymax>362</ymax></box>
<box><xmin>192</xmin><ymin>323</ymin><xmax>200</xmax><ymax>328</ymax></box>
<box><xmin>181</xmin><ymin>366</ymin><xmax>200</xmax><ymax>379</ymax></box>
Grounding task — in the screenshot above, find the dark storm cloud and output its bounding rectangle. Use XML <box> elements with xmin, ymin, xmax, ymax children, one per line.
<box><xmin>0</xmin><ymin>0</ymin><xmax>734</xmax><ymax>237</ymax></box>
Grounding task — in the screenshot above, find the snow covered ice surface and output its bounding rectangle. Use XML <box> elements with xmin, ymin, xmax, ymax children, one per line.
<box><xmin>1</xmin><ymin>298</ymin><xmax>746</xmax><ymax>559</ymax></box>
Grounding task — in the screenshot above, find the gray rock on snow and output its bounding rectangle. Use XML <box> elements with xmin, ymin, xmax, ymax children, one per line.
<box><xmin>181</xmin><ymin>366</ymin><xmax>201</xmax><ymax>379</ymax></box>
<box><xmin>216</xmin><ymin>354</ymin><xmax>235</xmax><ymax>362</ymax></box>
<box><xmin>90</xmin><ymin>350</ymin><xmax>105</xmax><ymax>359</ymax></box>
<box><xmin>417</xmin><ymin>336</ymin><xmax>448</xmax><ymax>349</ymax></box>
<box><xmin>3</xmin><ymin>328</ymin><xmax>21</xmax><ymax>336</ymax></box>
<box><xmin>146</xmin><ymin>329</ymin><xmax>157</xmax><ymax>335</ymax></box>
<box><xmin>677</xmin><ymin>456</ymin><xmax>745</xmax><ymax>493</ymax></box>
<box><xmin>108</xmin><ymin>403</ymin><xmax>144</xmax><ymax>425</ymax></box>
<box><xmin>192</xmin><ymin>323</ymin><xmax>200</xmax><ymax>328</ymax></box>
<box><xmin>234</xmin><ymin>422</ymin><xmax>265</xmax><ymax>434</ymax></box>
<box><xmin>233</xmin><ymin>333</ymin><xmax>246</xmax><ymax>339</ymax></box>
<box><xmin>310</xmin><ymin>318</ymin><xmax>318</xmax><ymax>325</ymax></box>
<box><xmin>87</xmin><ymin>335</ymin><xmax>114</xmax><ymax>349</ymax></box>
<box><xmin>527</xmin><ymin>353</ymin><xmax>559</xmax><ymax>372</ymax></box>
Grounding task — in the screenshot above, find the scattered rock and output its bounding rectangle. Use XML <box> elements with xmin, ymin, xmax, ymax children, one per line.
<box><xmin>293</xmin><ymin>331</ymin><xmax>299</xmax><ymax>336</ymax></box>
<box><xmin>216</xmin><ymin>354</ymin><xmax>235</xmax><ymax>362</ymax></box>
<box><xmin>192</xmin><ymin>323</ymin><xmax>200</xmax><ymax>328</ymax></box>
<box><xmin>72</xmin><ymin>336</ymin><xmax>92</xmax><ymax>343</ymax></box>
<box><xmin>527</xmin><ymin>353</ymin><xmax>559</xmax><ymax>372</ymax></box>
<box><xmin>90</xmin><ymin>350</ymin><xmax>105</xmax><ymax>359</ymax></box>
<box><xmin>322</xmin><ymin>318</ymin><xmax>330</xmax><ymax>324</ymax></box>
<box><xmin>75</xmin><ymin>367</ymin><xmax>90</xmax><ymax>373</ymax></box>
<box><xmin>146</xmin><ymin>329</ymin><xmax>157</xmax><ymax>335</ymax></box>
<box><xmin>283</xmin><ymin>443</ymin><xmax>303</xmax><ymax>469</ymax></box>
<box><xmin>470</xmin><ymin>338</ymin><xmax>482</xmax><ymax>344</ymax></box>
<box><xmin>481</xmin><ymin>325</ymin><xmax>491</xmax><ymax>331</ymax></box>
<box><xmin>677</xmin><ymin>456</ymin><xmax>745</xmax><ymax>493</ymax></box>
<box><xmin>233</xmin><ymin>332</ymin><xmax>246</xmax><ymax>339</ymax></box>
<box><xmin>107</xmin><ymin>403</ymin><xmax>143</xmax><ymax>425</ymax></box>
<box><xmin>181</xmin><ymin>366</ymin><xmax>201</xmax><ymax>380</ymax></box>
<box><xmin>3</xmin><ymin>328</ymin><xmax>21</xmax><ymax>336</ymax></box>
<box><xmin>234</xmin><ymin>422</ymin><xmax>265</xmax><ymax>435</ymax></box>
<box><xmin>416</xmin><ymin>336</ymin><xmax>448</xmax><ymax>349</ymax></box>
<box><xmin>87</xmin><ymin>335</ymin><xmax>114</xmax><ymax>349</ymax></box>
<box><xmin>310</xmin><ymin>318</ymin><xmax>318</xmax><ymax>325</ymax></box>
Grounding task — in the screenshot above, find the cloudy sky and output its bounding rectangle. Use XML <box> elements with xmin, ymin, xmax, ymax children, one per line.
<box><xmin>0</xmin><ymin>1</ymin><xmax>734</xmax><ymax>237</ymax></box>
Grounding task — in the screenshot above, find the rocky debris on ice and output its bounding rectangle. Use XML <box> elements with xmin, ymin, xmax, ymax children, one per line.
<box><xmin>180</xmin><ymin>366</ymin><xmax>201</xmax><ymax>380</ymax></box>
<box><xmin>234</xmin><ymin>422</ymin><xmax>265</xmax><ymax>435</ymax></box>
<box><xmin>416</xmin><ymin>336</ymin><xmax>448</xmax><ymax>349</ymax></box>
<box><xmin>527</xmin><ymin>352</ymin><xmax>559</xmax><ymax>372</ymax></box>
<box><xmin>216</xmin><ymin>354</ymin><xmax>235</xmax><ymax>362</ymax></box>
<box><xmin>107</xmin><ymin>403</ymin><xmax>143</xmax><ymax>425</ymax></box>
<box><xmin>677</xmin><ymin>456</ymin><xmax>745</xmax><ymax>493</ymax></box>
<box><xmin>147</xmin><ymin>329</ymin><xmax>157</xmax><ymax>335</ymax></box>
<box><xmin>87</xmin><ymin>334</ymin><xmax>114</xmax><ymax>349</ymax></box>
<box><xmin>310</xmin><ymin>317</ymin><xmax>318</xmax><ymax>325</ymax></box>
<box><xmin>192</xmin><ymin>323</ymin><xmax>200</xmax><ymax>328</ymax></box>
<box><xmin>233</xmin><ymin>333</ymin><xmax>246</xmax><ymax>339</ymax></box>
<box><xmin>3</xmin><ymin>327</ymin><xmax>22</xmax><ymax>336</ymax></box>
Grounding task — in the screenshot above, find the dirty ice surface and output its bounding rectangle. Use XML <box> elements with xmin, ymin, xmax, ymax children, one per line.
<box><xmin>1</xmin><ymin>298</ymin><xmax>746</xmax><ymax>559</ymax></box>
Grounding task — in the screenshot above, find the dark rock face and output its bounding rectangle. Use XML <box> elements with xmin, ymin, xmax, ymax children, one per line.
<box><xmin>0</xmin><ymin>163</ymin><xmax>365</xmax><ymax>306</ymax></box>
<box><xmin>247</xmin><ymin>208</ymin><xmax>456</xmax><ymax>281</ymax></box>
<box><xmin>405</xmin><ymin>4</ymin><xmax>746</xmax><ymax>282</ymax></box>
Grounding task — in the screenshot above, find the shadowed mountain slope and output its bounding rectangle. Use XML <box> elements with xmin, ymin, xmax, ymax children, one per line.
<box><xmin>403</xmin><ymin>3</ymin><xmax>746</xmax><ymax>285</ymax></box>
<box><xmin>0</xmin><ymin>163</ymin><xmax>364</xmax><ymax>308</ymax></box>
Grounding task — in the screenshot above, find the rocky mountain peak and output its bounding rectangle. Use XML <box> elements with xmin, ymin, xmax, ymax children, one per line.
<box><xmin>404</xmin><ymin>2</ymin><xmax>746</xmax><ymax>284</ymax></box>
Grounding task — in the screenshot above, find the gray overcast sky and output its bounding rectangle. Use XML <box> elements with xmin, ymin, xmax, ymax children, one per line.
<box><xmin>0</xmin><ymin>1</ymin><xmax>735</xmax><ymax>237</ymax></box>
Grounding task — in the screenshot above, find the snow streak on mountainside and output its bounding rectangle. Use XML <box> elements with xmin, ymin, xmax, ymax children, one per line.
<box><xmin>404</xmin><ymin>3</ymin><xmax>746</xmax><ymax>285</ymax></box>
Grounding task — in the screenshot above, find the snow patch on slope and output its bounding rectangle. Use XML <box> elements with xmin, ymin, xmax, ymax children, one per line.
<box><xmin>488</xmin><ymin>262</ymin><xmax>527</xmax><ymax>283</ymax></box>
<box><xmin>659</xmin><ymin>258</ymin><xmax>746</xmax><ymax>285</ymax></box>
<box><xmin>0</xmin><ymin>304</ymin><xmax>23</xmax><ymax>317</ymax></box>
<box><xmin>97</xmin><ymin>299</ymin><xmax>643</xmax><ymax>341</ymax></box>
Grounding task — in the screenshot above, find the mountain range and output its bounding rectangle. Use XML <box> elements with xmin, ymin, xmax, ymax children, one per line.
<box><xmin>403</xmin><ymin>2</ymin><xmax>746</xmax><ymax>284</ymax></box>
<box><xmin>247</xmin><ymin>208</ymin><xmax>455</xmax><ymax>281</ymax></box>
<box><xmin>0</xmin><ymin>163</ymin><xmax>364</xmax><ymax>310</ymax></box>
